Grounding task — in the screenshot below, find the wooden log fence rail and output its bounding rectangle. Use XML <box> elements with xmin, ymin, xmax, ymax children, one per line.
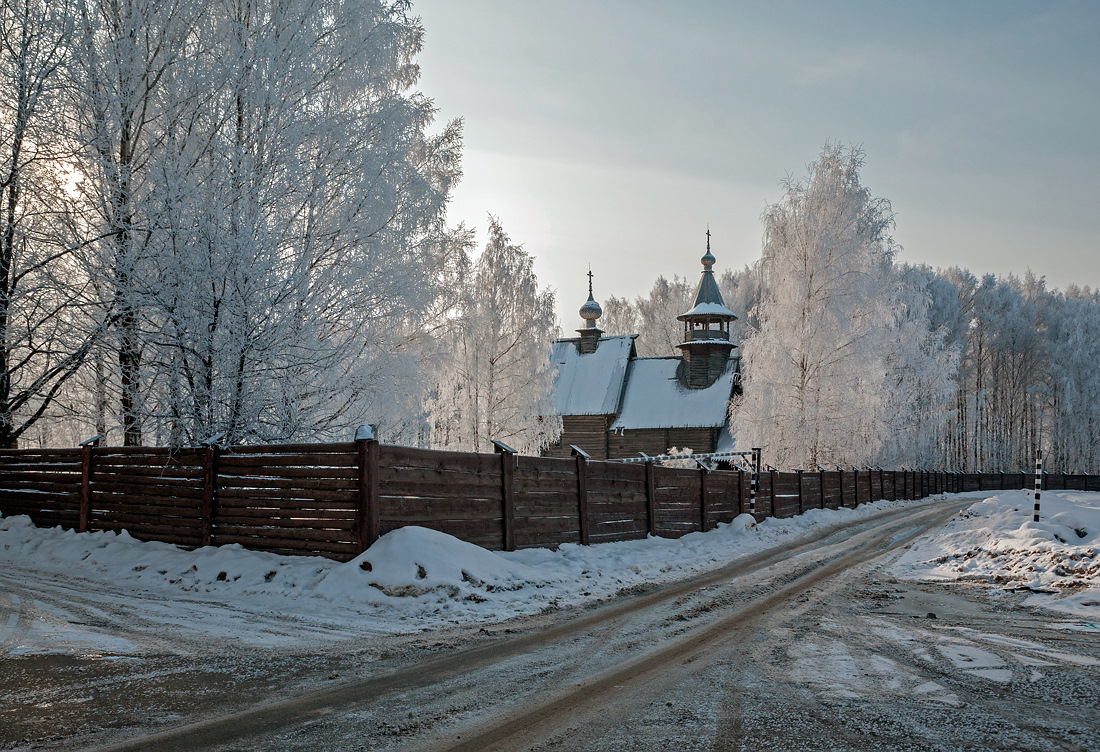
<box><xmin>1</xmin><ymin>442</ymin><xmax>1096</xmax><ymax>562</ymax></box>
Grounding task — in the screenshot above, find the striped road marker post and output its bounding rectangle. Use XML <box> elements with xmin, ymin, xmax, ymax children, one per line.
<box><xmin>750</xmin><ymin>447</ymin><xmax>761</xmax><ymax>515</ymax></box>
<box><xmin>1034</xmin><ymin>449</ymin><xmax>1043</xmax><ymax>522</ymax></box>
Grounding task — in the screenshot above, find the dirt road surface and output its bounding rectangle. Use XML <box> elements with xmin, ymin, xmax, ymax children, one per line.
<box><xmin>3</xmin><ymin>498</ymin><xmax>1097</xmax><ymax>751</ymax></box>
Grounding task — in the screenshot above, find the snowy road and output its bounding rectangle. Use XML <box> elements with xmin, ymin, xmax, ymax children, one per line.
<box><xmin>4</xmin><ymin>497</ymin><xmax>1098</xmax><ymax>751</ymax></box>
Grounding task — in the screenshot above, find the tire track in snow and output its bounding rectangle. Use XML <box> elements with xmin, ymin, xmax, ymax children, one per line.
<box><xmin>0</xmin><ymin>588</ymin><xmax>27</xmax><ymax>653</ymax></box>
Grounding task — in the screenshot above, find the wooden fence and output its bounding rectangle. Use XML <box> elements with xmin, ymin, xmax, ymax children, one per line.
<box><xmin>1</xmin><ymin>441</ymin><xmax>1095</xmax><ymax>561</ymax></box>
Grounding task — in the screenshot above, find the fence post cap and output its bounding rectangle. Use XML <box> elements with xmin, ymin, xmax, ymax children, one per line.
<box><xmin>354</xmin><ymin>424</ymin><xmax>377</xmax><ymax>442</ymax></box>
<box><xmin>570</xmin><ymin>445</ymin><xmax>591</xmax><ymax>459</ymax></box>
<box><xmin>491</xmin><ymin>439</ymin><xmax>517</xmax><ymax>454</ymax></box>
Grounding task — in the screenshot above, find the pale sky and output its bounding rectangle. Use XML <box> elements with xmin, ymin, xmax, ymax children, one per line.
<box><xmin>413</xmin><ymin>0</ymin><xmax>1100</xmax><ymax>327</ymax></box>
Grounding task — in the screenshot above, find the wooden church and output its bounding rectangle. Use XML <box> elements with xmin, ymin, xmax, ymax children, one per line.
<box><xmin>544</xmin><ymin>239</ymin><xmax>741</xmax><ymax>459</ymax></box>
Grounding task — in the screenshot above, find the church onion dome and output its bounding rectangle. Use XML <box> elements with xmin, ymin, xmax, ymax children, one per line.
<box><xmin>579</xmin><ymin>292</ymin><xmax>602</xmax><ymax>328</ymax></box>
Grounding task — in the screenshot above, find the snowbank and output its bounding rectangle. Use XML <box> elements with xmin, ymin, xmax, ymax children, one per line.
<box><xmin>1</xmin><ymin>497</ymin><xmax>929</xmax><ymax>648</ymax></box>
<box><xmin>894</xmin><ymin>490</ymin><xmax>1100</xmax><ymax>618</ymax></box>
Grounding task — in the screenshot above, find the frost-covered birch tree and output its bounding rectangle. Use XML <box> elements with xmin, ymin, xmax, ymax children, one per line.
<box><xmin>873</xmin><ymin>265</ymin><xmax>960</xmax><ymax>466</ymax></box>
<box><xmin>599</xmin><ymin>294</ymin><xmax>638</xmax><ymax>338</ymax></box>
<box><xmin>633</xmin><ymin>275</ymin><xmax>692</xmax><ymax>357</ymax></box>
<box><xmin>735</xmin><ymin>143</ymin><xmax>957</xmax><ymax>468</ymax></box>
<box><xmin>141</xmin><ymin>0</ymin><xmax>461</xmax><ymax>446</ymax></box>
<box><xmin>70</xmin><ymin>0</ymin><xmax>205</xmax><ymax>445</ymax></box>
<box><xmin>428</xmin><ymin>217</ymin><xmax>560</xmax><ymax>454</ymax></box>
<box><xmin>1047</xmin><ymin>286</ymin><xmax>1100</xmax><ymax>471</ymax></box>
<box><xmin>62</xmin><ymin>0</ymin><xmax>461</xmax><ymax>447</ymax></box>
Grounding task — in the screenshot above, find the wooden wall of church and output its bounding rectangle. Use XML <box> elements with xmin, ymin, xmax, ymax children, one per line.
<box><xmin>545</xmin><ymin>415</ymin><xmax>612</xmax><ymax>459</ymax></box>
<box><xmin>546</xmin><ymin>421</ymin><xmax>721</xmax><ymax>460</ymax></box>
<box><xmin>607</xmin><ymin>427</ymin><xmax>718</xmax><ymax>459</ymax></box>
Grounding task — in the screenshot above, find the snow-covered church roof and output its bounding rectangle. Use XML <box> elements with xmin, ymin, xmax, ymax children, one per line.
<box><xmin>610</xmin><ymin>357</ymin><xmax>738</xmax><ymax>431</ymax></box>
<box><xmin>549</xmin><ymin>242</ymin><xmax>740</xmax><ymax>436</ymax></box>
<box><xmin>550</xmin><ymin>335</ymin><xmax>636</xmax><ymax>416</ymax></box>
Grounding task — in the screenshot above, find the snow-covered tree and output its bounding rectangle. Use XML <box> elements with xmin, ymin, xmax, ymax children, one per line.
<box><xmin>144</xmin><ymin>0</ymin><xmax>460</xmax><ymax>446</ymax></box>
<box><xmin>735</xmin><ymin>142</ymin><xmax>957</xmax><ymax>468</ymax></box>
<box><xmin>718</xmin><ymin>265</ymin><xmax>763</xmax><ymax>344</ymax></box>
<box><xmin>69</xmin><ymin>0</ymin><xmax>207</xmax><ymax>445</ymax></box>
<box><xmin>599</xmin><ymin>294</ymin><xmax>638</xmax><ymax>338</ymax></box>
<box><xmin>63</xmin><ymin>0</ymin><xmax>461</xmax><ymax>446</ymax></box>
<box><xmin>1047</xmin><ymin>286</ymin><xmax>1100</xmax><ymax>471</ymax></box>
<box><xmin>428</xmin><ymin>217</ymin><xmax>560</xmax><ymax>454</ymax></box>
<box><xmin>633</xmin><ymin>275</ymin><xmax>692</xmax><ymax>357</ymax></box>
<box><xmin>873</xmin><ymin>265</ymin><xmax>960</xmax><ymax>467</ymax></box>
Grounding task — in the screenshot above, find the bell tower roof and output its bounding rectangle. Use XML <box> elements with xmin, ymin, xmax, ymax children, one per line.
<box><xmin>677</xmin><ymin>230</ymin><xmax>738</xmax><ymax>321</ymax></box>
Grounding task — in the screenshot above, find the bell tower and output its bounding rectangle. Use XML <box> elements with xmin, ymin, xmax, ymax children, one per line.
<box><xmin>676</xmin><ymin>231</ymin><xmax>737</xmax><ymax>388</ymax></box>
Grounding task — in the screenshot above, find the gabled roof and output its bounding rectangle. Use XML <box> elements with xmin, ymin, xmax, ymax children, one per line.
<box><xmin>610</xmin><ymin>357</ymin><xmax>738</xmax><ymax>430</ymax></box>
<box><xmin>549</xmin><ymin>335</ymin><xmax>636</xmax><ymax>416</ymax></box>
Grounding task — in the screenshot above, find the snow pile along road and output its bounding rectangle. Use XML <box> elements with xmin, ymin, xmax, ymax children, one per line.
<box><xmin>894</xmin><ymin>490</ymin><xmax>1100</xmax><ymax>618</ymax></box>
<box><xmin>2</xmin><ymin>498</ymin><xmax>922</xmax><ymax>651</ymax></box>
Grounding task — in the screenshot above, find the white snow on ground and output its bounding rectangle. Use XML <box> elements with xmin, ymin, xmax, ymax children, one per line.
<box><xmin>893</xmin><ymin>489</ymin><xmax>1100</xmax><ymax>620</ymax></box>
<box><xmin>5</xmin><ymin>489</ymin><xmax>1098</xmax><ymax>658</ymax></box>
<box><xmin>1</xmin><ymin>499</ymin><xmax>921</xmax><ymax>654</ymax></box>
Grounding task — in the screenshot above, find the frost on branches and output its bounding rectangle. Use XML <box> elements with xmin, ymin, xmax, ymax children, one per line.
<box><xmin>65</xmin><ymin>0</ymin><xmax>461</xmax><ymax>446</ymax></box>
<box><xmin>735</xmin><ymin>143</ymin><xmax>957</xmax><ymax>469</ymax></box>
<box><xmin>427</xmin><ymin>218</ymin><xmax>561</xmax><ymax>454</ymax></box>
